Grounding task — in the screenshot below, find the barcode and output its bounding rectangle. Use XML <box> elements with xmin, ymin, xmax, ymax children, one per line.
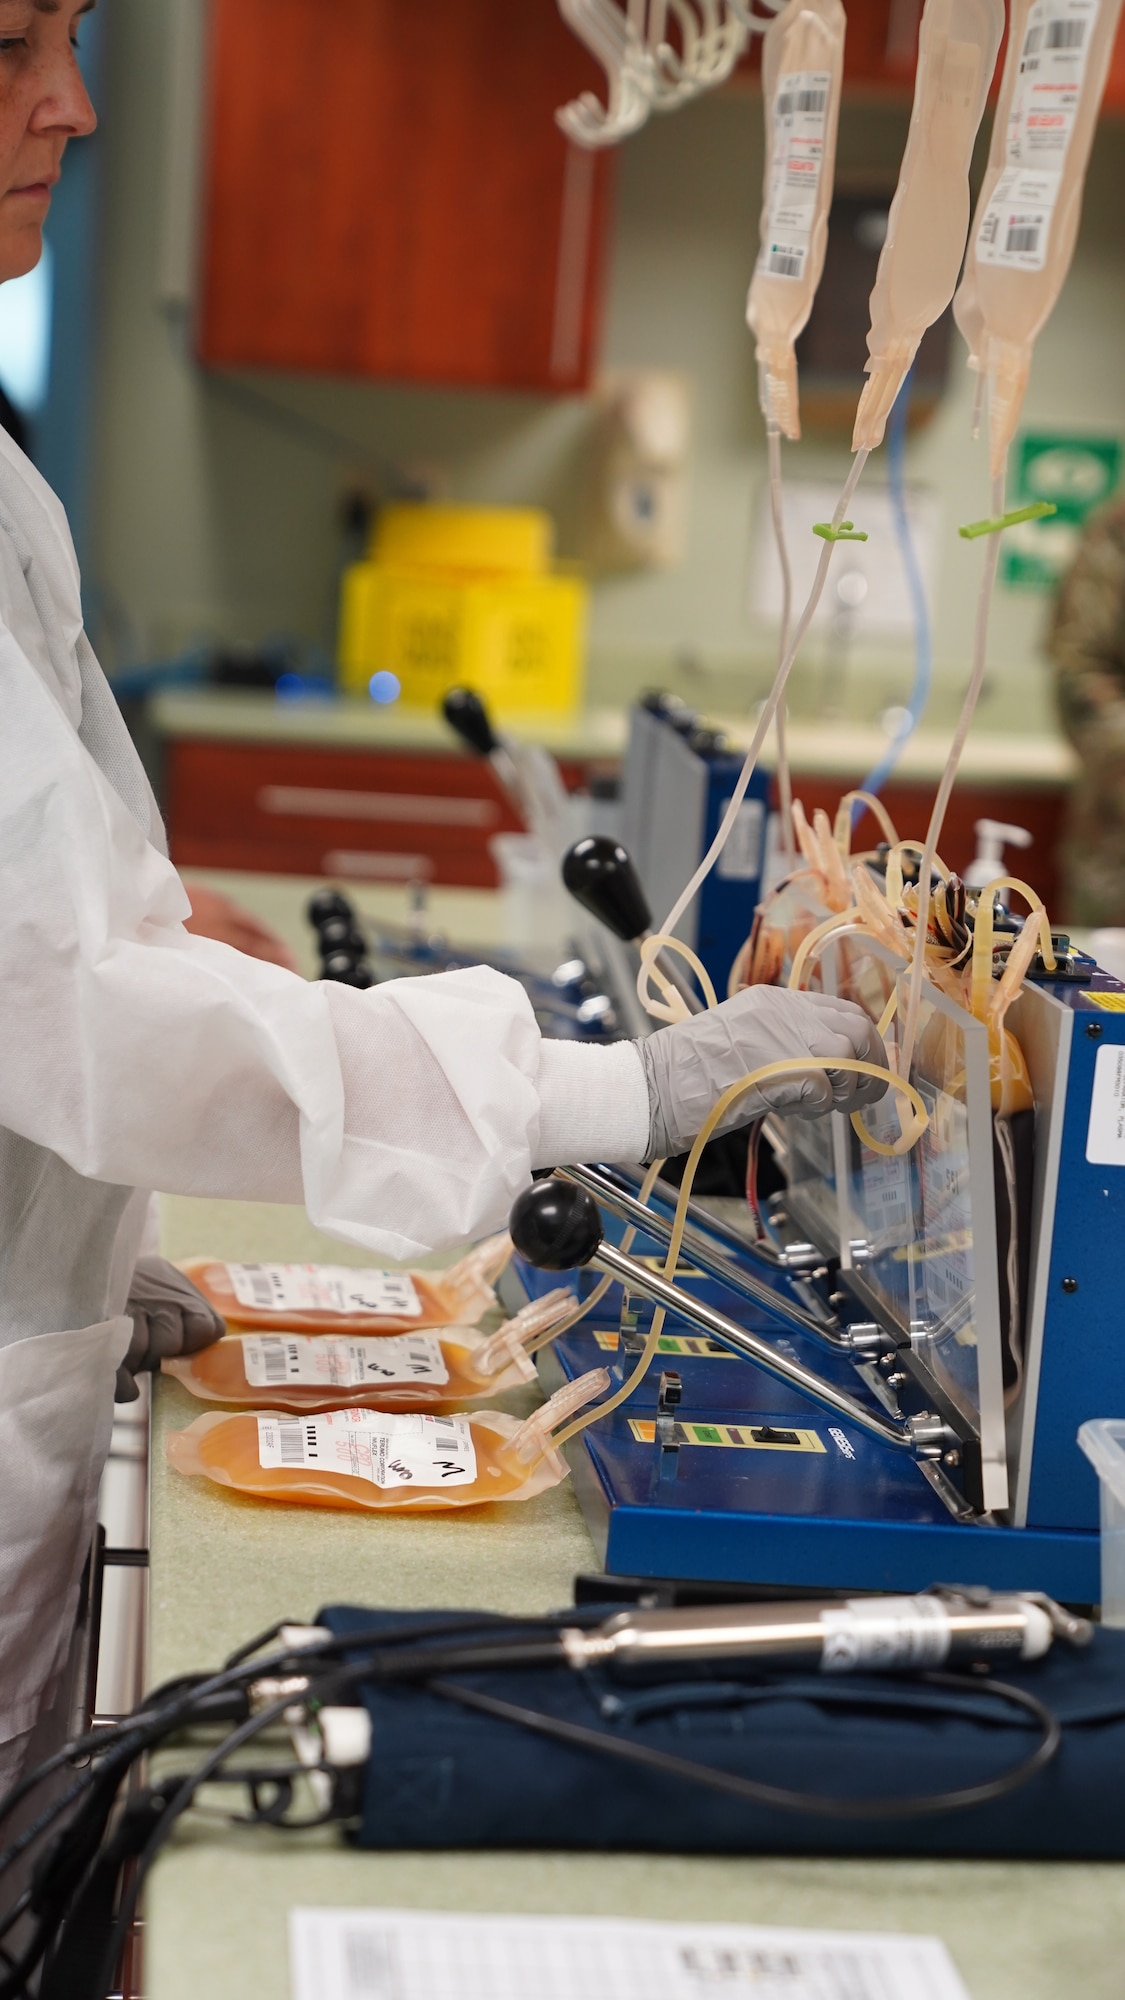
<box><xmin>277</xmin><ymin>1422</ymin><xmax>310</xmax><ymax>1466</ymax></box>
<box><xmin>1046</xmin><ymin>17</ymin><xmax>1086</xmax><ymax>47</ymax></box>
<box><xmin>343</xmin><ymin>1930</ymin><xmax>393</xmax><ymax>1996</ymax></box>
<box><xmin>1024</xmin><ymin>23</ymin><xmax>1043</xmax><ymax>53</ymax></box>
<box><xmin>259</xmin><ymin>1339</ymin><xmax>289</xmax><ymax>1383</ymax></box>
<box><xmin>777</xmin><ymin>86</ymin><xmax>826</xmax><ymax>116</ymax></box>
<box><xmin>768</xmin><ymin>248</ymin><xmax>803</xmax><ymax>276</ymax></box>
<box><xmin>1006</xmin><ymin>221</ymin><xmax>1041</xmax><ymax>252</ymax></box>
<box><xmin>249</xmin><ymin>1272</ymin><xmax>274</xmax><ymax>1307</ymax></box>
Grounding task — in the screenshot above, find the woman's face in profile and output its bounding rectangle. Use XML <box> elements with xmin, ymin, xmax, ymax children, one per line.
<box><xmin>0</xmin><ymin>0</ymin><xmax>96</xmax><ymax>283</ymax></box>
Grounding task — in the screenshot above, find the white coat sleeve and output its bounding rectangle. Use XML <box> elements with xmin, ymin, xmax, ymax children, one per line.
<box><xmin>0</xmin><ymin>635</ymin><xmax>649</xmax><ymax>1260</ymax></box>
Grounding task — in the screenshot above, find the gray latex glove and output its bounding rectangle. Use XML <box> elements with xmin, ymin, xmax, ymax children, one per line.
<box><xmin>637</xmin><ymin>985</ymin><xmax>889</xmax><ymax>1162</ymax></box>
<box><xmin>116</xmin><ymin>1256</ymin><xmax>226</xmax><ymax>1403</ymax></box>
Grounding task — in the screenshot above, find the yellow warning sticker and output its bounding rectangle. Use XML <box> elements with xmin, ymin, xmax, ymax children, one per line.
<box><xmin>593</xmin><ymin>1330</ymin><xmax>737</xmax><ymax>1361</ymax></box>
<box><xmin>628</xmin><ymin>1418</ymin><xmax>825</xmax><ymax>1454</ymax></box>
<box><xmin>1082</xmin><ymin>991</ymin><xmax>1125</xmax><ymax>1012</ymax></box>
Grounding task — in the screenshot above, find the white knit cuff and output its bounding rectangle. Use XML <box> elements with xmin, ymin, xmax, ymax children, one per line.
<box><xmin>533</xmin><ymin>1038</ymin><xmax>650</xmax><ymax>1170</ymax></box>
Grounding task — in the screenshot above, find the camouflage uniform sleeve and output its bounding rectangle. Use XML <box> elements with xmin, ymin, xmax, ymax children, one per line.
<box><xmin>1048</xmin><ymin>499</ymin><xmax>1125</xmax><ymax>926</ymax></box>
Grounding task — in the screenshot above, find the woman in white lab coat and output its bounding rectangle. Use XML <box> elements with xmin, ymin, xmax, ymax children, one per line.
<box><xmin>0</xmin><ymin>5</ymin><xmax>885</xmax><ymax>1786</ymax></box>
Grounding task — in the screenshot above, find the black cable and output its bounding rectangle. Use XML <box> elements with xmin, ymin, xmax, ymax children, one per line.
<box><xmin>222</xmin><ymin>1621</ymin><xmax>288</xmax><ymax>1670</ymax></box>
<box><xmin>0</xmin><ymin>1617</ymin><xmax>545</xmax><ymax>1998</ymax></box>
<box><xmin>98</xmin><ymin>1687</ymin><xmax>316</xmax><ymax>1986</ymax></box>
<box><xmin>1</xmin><ymin>1608</ymin><xmax>1062</xmax><ymax>1988</ymax></box>
<box><xmin>80</xmin><ymin>1615</ymin><xmax>559</xmax><ymax>1986</ymax></box>
<box><xmin>426</xmin><ymin>1670</ymin><xmax>1061</xmax><ymax>1823</ymax></box>
<box><xmin>0</xmin><ymin>1610</ymin><xmax>513</xmax><ymax>1852</ymax></box>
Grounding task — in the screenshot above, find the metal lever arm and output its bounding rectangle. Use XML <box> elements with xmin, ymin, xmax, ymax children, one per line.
<box><xmin>509</xmin><ymin>1180</ymin><xmax>961</xmax><ymax>1462</ymax></box>
<box><xmin>610</xmin><ymin>1162</ymin><xmax>786</xmax><ymax>1268</ymax></box>
<box><xmin>560</xmin><ymin>1164</ymin><xmax>851</xmax><ymax>1350</ymax></box>
<box><xmin>592</xmin><ymin>1238</ymin><xmax>914</xmax><ymax>1452</ymax></box>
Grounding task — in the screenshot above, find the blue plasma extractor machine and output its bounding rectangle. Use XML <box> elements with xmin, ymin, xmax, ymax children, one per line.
<box><xmin>507</xmin><ymin>944</ymin><xmax>1125</xmax><ymax>1608</ymax></box>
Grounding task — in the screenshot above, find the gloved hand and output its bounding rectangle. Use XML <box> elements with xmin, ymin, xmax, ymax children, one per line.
<box><xmin>636</xmin><ymin>985</ymin><xmax>889</xmax><ymax>1163</ymax></box>
<box><xmin>116</xmin><ymin>1257</ymin><xmax>227</xmax><ymax>1403</ymax></box>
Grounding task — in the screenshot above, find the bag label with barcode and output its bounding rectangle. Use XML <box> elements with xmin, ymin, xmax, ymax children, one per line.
<box><xmin>242</xmin><ymin>1332</ymin><xmax>449</xmax><ymax>1390</ymax></box>
<box><xmin>977</xmin><ymin>0</ymin><xmax>1098</xmax><ymax>270</ymax></box>
<box><xmin>256</xmin><ymin>1410</ymin><xmax>476</xmax><ymax>1486</ymax></box>
<box><xmin>226</xmin><ymin>1262</ymin><xmax>422</xmax><ymax>1319</ymax></box>
<box><xmin>759</xmin><ymin>69</ymin><xmax>830</xmax><ymax>283</ymax></box>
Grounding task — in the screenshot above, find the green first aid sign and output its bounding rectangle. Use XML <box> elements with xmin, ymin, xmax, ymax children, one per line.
<box><xmin>1002</xmin><ymin>432</ymin><xmax>1123</xmax><ymax>590</ymax></box>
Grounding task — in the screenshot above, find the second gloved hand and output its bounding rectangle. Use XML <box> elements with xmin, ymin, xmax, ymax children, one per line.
<box><xmin>637</xmin><ymin>985</ymin><xmax>889</xmax><ymax>1163</ymax></box>
<box><xmin>117</xmin><ymin>1256</ymin><xmax>227</xmax><ymax>1403</ymax></box>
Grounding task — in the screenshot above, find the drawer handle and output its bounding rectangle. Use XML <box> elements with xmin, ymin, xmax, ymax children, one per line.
<box><xmin>258</xmin><ymin>785</ymin><xmax>498</xmax><ymax>828</ymax></box>
<box><xmin>322</xmin><ymin>851</ymin><xmax>436</xmax><ymax>882</ymax></box>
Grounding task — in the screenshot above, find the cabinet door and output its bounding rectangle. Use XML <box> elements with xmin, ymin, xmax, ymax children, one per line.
<box><xmin>197</xmin><ymin>0</ymin><xmax>613</xmax><ymax>392</ymax></box>
<box><xmin>164</xmin><ymin>737</ymin><xmax>591</xmax><ymax>888</ymax></box>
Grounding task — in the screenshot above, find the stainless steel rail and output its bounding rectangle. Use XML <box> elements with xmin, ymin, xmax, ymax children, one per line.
<box><xmin>561</xmin><ymin>1165</ymin><xmax>853</xmax><ymax>1350</ymax></box>
<box><xmin>590</xmin><ymin>1237</ymin><xmax>931</xmax><ymax>1454</ymax></box>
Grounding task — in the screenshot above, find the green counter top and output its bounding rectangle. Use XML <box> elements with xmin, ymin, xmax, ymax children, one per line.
<box><xmin>150</xmin><ymin>687</ymin><xmax>1078</xmax><ymax>787</ymax></box>
<box><xmin>144</xmin><ymin>873</ymin><xmax>1121</xmax><ymax>2000</ymax></box>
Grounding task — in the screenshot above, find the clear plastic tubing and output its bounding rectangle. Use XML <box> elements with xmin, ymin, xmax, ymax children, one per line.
<box><xmin>899</xmin><ymin>469</ymin><xmax>1005</xmax><ymax>1077</ymax></box>
<box><xmin>653</xmin><ymin>446</ymin><xmax>868</xmax><ymax>955</ymax></box>
<box><xmin>747</xmin><ymin>0</ymin><xmax>845</xmax><ymax>871</ymax></box>
<box><xmin>857</xmin><ymin>366</ymin><xmax>933</xmax><ymax>807</ymax></box>
<box><xmin>766</xmin><ymin>423</ymin><xmax>796</xmax><ymax>868</ymax></box>
<box><xmin>852</xmin><ymin>0</ymin><xmax>1004</xmax><ymax>453</ymax></box>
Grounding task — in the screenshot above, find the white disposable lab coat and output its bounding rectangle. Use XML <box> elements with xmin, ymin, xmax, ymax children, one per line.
<box><xmin>0</xmin><ymin>428</ymin><xmax>648</xmax><ymax>1779</ymax></box>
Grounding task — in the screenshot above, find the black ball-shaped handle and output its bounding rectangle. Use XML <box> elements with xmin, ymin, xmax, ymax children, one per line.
<box><xmin>562</xmin><ymin>836</ymin><xmax>651</xmax><ymax>943</ymax></box>
<box><xmin>442</xmin><ymin>686</ymin><xmax>498</xmax><ymax>758</ymax></box>
<box><xmin>316</xmin><ymin>916</ymin><xmax>366</xmax><ymax>961</ymax></box>
<box><xmin>307</xmin><ymin>888</ymin><xmax>355</xmax><ymax>931</ymax></box>
<box><xmin>322</xmin><ymin>951</ymin><xmax>376</xmax><ymax>987</ymax></box>
<box><xmin>509</xmin><ymin>1180</ymin><xmax>604</xmax><ymax>1271</ymax></box>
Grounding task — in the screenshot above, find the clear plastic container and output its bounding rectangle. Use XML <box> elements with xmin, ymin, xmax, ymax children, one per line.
<box><xmin>746</xmin><ymin>0</ymin><xmax>846</xmax><ymax>439</ymax></box>
<box><xmin>166</xmin><ymin>1370</ymin><xmax>610</xmax><ymax>1516</ymax></box>
<box><xmin>1077</xmin><ymin>1418</ymin><xmax>1125</xmax><ymax>1626</ymax></box>
<box><xmin>163</xmin><ymin>1288</ymin><xmax>577</xmax><ymax>1412</ymax></box>
<box><xmin>955</xmin><ymin>0</ymin><xmax>1125</xmax><ymax>477</ymax></box>
<box><xmin>179</xmin><ymin>1235</ymin><xmax>511</xmax><ymax>1337</ymax></box>
<box><xmin>853</xmin><ymin>0</ymin><xmax>1004</xmax><ymax>450</ymax></box>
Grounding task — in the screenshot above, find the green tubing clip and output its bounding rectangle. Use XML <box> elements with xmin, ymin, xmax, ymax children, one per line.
<box><xmin>958</xmin><ymin>500</ymin><xmax>1057</xmax><ymax>540</ymax></box>
<box><xmin>812</xmin><ymin>519</ymin><xmax>868</xmax><ymax>542</ymax></box>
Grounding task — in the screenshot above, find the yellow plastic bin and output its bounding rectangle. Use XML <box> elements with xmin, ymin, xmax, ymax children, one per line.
<box><xmin>338</xmin><ymin>505</ymin><xmax>588</xmax><ymax>719</ymax></box>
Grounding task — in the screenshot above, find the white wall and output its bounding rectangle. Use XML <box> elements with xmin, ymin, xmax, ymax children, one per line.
<box><xmin>89</xmin><ymin>0</ymin><xmax>1125</xmax><ymax>734</ymax></box>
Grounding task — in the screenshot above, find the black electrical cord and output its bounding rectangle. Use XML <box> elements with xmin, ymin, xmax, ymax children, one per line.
<box><xmin>0</xmin><ymin>1609</ymin><xmax>1067</xmax><ymax>1998</ymax></box>
<box><xmin>0</xmin><ymin>1609</ymin><xmax>523</xmax><ymax>1859</ymax></box>
<box><xmin>426</xmin><ymin>1669</ymin><xmax>1061</xmax><ymax>1823</ymax></box>
<box><xmin>98</xmin><ymin>1684</ymin><xmax>336</xmax><ymax>1988</ymax></box>
<box><xmin>9</xmin><ymin>1614</ymin><xmax>560</xmax><ymax>1998</ymax></box>
<box><xmin>96</xmin><ymin>1621</ymin><xmax>583</xmax><ymax>1986</ymax></box>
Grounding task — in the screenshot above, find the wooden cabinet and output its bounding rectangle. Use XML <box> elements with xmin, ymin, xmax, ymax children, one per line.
<box><xmin>197</xmin><ymin>0</ymin><xmax>613</xmax><ymax>392</ymax></box>
<box><xmin>165</xmin><ymin>733</ymin><xmax>1070</xmax><ymax>919</ymax></box>
<box><xmin>165</xmin><ymin>738</ymin><xmax>591</xmax><ymax>889</ymax></box>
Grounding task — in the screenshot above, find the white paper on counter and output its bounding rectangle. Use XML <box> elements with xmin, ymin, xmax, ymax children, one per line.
<box><xmin>290</xmin><ymin>1907</ymin><xmax>972</xmax><ymax>2000</ymax></box>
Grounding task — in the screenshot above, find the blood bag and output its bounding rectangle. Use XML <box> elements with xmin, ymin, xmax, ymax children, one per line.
<box><xmin>163</xmin><ymin>1289</ymin><xmax>578</xmax><ymax>1412</ymax></box>
<box><xmin>953</xmin><ymin>0</ymin><xmax>1125</xmax><ymax>477</ymax></box>
<box><xmin>733</xmin><ymin>794</ymin><xmax>898</xmax><ymax>993</ymax></box>
<box><xmin>853</xmin><ymin>0</ymin><xmax>1004</xmax><ymax>451</ymax></box>
<box><xmin>746</xmin><ymin>0</ymin><xmax>846</xmax><ymax>439</ymax></box>
<box><xmin>179</xmin><ymin>1234</ymin><xmax>512</xmax><ymax>1336</ymax></box>
<box><xmin>166</xmin><ymin>1371</ymin><xmax>610</xmax><ymax>1515</ymax></box>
